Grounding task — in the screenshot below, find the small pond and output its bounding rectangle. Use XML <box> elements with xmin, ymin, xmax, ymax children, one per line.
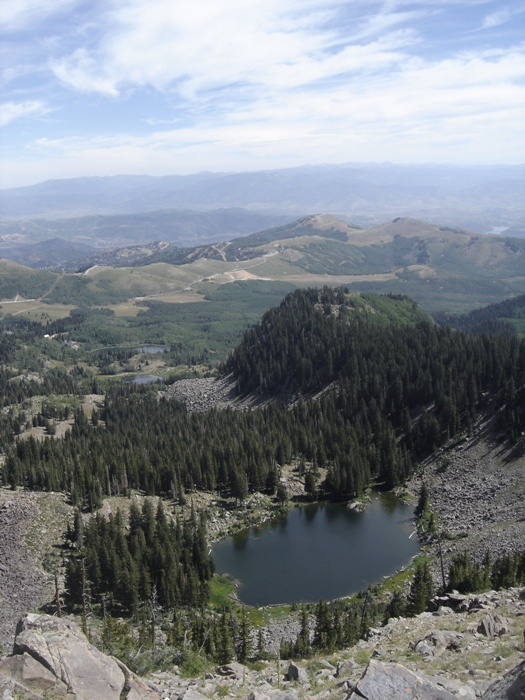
<box><xmin>134</xmin><ymin>345</ymin><xmax>170</xmax><ymax>354</ymax></box>
<box><xmin>122</xmin><ymin>374</ymin><xmax>163</xmax><ymax>384</ymax></box>
<box><xmin>212</xmin><ymin>495</ymin><xmax>418</xmax><ymax>606</ymax></box>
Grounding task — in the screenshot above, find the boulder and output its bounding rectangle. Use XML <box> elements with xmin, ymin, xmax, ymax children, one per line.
<box><xmin>0</xmin><ymin>653</ymin><xmax>68</xmax><ymax>697</ymax></box>
<box><xmin>0</xmin><ymin>613</ymin><xmax>162</xmax><ymax>700</ymax></box>
<box><xmin>348</xmin><ymin>659</ymin><xmax>470</xmax><ymax>700</ymax></box>
<box><xmin>216</xmin><ymin>661</ymin><xmax>247</xmax><ymax>678</ymax></box>
<box><xmin>413</xmin><ymin>629</ymin><xmax>463</xmax><ymax>657</ymax></box>
<box><xmin>477</xmin><ymin>614</ymin><xmax>510</xmax><ymax>639</ymax></box>
<box><xmin>284</xmin><ymin>661</ymin><xmax>309</xmax><ymax>684</ymax></box>
<box><xmin>482</xmin><ymin>659</ymin><xmax>525</xmax><ymax>699</ymax></box>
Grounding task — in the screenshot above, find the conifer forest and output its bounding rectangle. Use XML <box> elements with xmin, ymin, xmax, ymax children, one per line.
<box><xmin>1</xmin><ymin>286</ymin><xmax>525</xmax><ymax>665</ymax></box>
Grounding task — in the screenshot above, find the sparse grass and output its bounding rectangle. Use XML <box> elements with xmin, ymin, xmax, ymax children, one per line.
<box><xmin>0</xmin><ymin>301</ymin><xmax>77</xmax><ymax>321</ymax></box>
<box><xmin>354</xmin><ymin>649</ymin><xmax>370</xmax><ymax>665</ymax></box>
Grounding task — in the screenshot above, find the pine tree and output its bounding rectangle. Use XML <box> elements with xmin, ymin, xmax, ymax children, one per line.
<box><xmin>294</xmin><ymin>608</ymin><xmax>311</xmax><ymax>657</ymax></box>
<box><xmin>407</xmin><ymin>561</ymin><xmax>433</xmax><ymax>615</ymax></box>
<box><xmin>236</xmin><ymin>607</ymin><xmax>252</xmax><ymax>663</ymax></box>
<box><xmin>216</xmin><ymin>608</ymin><xmax>234</xmax><ymax>665</ymax></box>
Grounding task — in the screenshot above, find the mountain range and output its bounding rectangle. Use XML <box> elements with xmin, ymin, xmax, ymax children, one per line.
<box><xmin>1</xmin><ymin>163</ymin><xmax>524</xmax><ymax>232</ymax></box>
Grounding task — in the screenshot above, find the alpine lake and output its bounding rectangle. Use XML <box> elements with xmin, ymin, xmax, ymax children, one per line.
<box><xmin>212</xmin><ymin>493</ymin><xmax>419</xmax><ymax>606</ymax></box>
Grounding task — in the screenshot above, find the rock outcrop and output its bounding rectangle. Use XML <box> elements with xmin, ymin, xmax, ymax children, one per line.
<box><xmin>347</xmin><ymin>659</ymin><xmax>477</xmax><ymax>699</ymax></box>
<box><xmin>0</xmin><ymin>613</ymin><xmax>161</xmax><ymax>700</ymax></box>
<box><xmin>483</xmin><ymin>660</ymin><xmax>525</xmax><ymax>700</ymax></box>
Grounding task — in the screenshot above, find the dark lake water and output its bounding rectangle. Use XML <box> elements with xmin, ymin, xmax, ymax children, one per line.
<box><xmin>123</xmin><ymin>374</ymin><xmax>163</xmax><ymax>384</ymax></box>
<box><xmin>212</xmin><ymin>495</ymin><xmax>418</xmax><ymax>606</ymax></box>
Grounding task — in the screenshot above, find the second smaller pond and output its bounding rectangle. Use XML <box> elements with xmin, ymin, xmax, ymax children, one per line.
<box><xmin>123</xmin><ymin>374</ymin><xmax>163</xmax><ymax>384</ymax></box>
<box><xmin>134</xmin><ymin>345</ymin><xmax>170</xmax><ymax>354</ymax></box>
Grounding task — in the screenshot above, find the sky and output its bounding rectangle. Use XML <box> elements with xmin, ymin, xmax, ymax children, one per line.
<box><xmin>1</xmin><ymin>0</ymin><xmax>524</xmax><ymax>189</ymax></box>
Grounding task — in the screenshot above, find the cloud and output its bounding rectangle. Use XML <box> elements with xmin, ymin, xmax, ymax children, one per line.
<box><xmin>51</xmin><ymin>49</ymin><xmax>120</xmax><ymax>96</ymax></box>
<box><xmin>49</xmin><ymin>0</ymin><xmax>417</xmax><ymax>98</ymax></box>
<box><xmin>0</xmin><ymin>100</ymin><xmax>50</xmax><ymax>126</ymax></box>
<box><xmin>2</xmin><ymin>0</ymin><xmax>525</xmax><ymax>188</ymax></box>
<box><xmin>480</xmin><ymin>4</ymin><xmax>525</xmax><ymax>30</ymax></box>
<box><xmin>0</xmin><ymin>0</ymin><xmax>80</xmax><ymax>29</ymax></box>
<box><xmin>21</xmin><ymin>42</ymin><xmax>525</xmax><ymax>170</ymax></box>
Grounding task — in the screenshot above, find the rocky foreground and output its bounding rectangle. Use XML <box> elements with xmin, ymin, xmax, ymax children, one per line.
<box><xmin>1</xmin><ymin>587</ymin><xmax>524</xmax><ymax>700</ymax></box>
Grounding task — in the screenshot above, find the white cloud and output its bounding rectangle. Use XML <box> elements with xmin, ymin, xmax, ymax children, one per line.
<box><xmin>480</xmin><ymin>5</ymin><xmax>524</xmax><ymax>29</ymax></box>
<box><xmin>17</xmin><ymin>40</ymin><xmax>525</xmax><ymax>170</ymax></box>
<box><xmin>0</xmin><ymin>0</ymin><xmax>80</xmax><ymax>29</ymax></box>
<box><xmin>1</xmin><ymin>0</ymin><xmax>524</xmax><ymax>187</ymax></box>
<box><xmin>51</xmin><ymin>49</ymin><xmax>120</xmax><ymax>96</ymax></box>
<box><xmin>0</xmin><ymin>100</ymin><xmax>50</xmax><ymax>126</ymax></box>
<box><xmin>50</xmin><ymin>0</ymin><xmax>413</xmax><ymax>97</ymax></box>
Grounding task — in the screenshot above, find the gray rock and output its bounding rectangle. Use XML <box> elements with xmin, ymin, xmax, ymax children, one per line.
<box><xmin>248</xmin><ymin>692</ymin><xmax>298</xmax><ymax>700</ymax></box>
<box><xmin>176</xmin><ymin>690</ymin><xmax>209</xmax><ymax>700</ymax></box>
<box><xmin>216</xmin><ymin>661</ymin><xmax>247</xmax><ymax>678</ymax></box>
<box><xmin>14</xmin><ymin>613</ymin><xmax>125</xmax><ymax>700</ymax></box>
<box><xmin>414</xmin><ymin>640</ymin><xmax>435</xmax><ymax>657</ymax></box>
<box><xmin>1</xmin><ymin>613</ymin><xmax>162</xmax><ymax>700</ymax></box>
<box><xmin>413</xmin><ymin>629</ymin><xmax>463</xmax><ymax>657</ymax></box>
<box><xmin>114</xmin><ymin>658</ymin><xmax>163</xmax><ymax>700</ymax></box>
<box><xmin>348</xmin><ymin>659</ymin><xmax>467</xmax><ymax>699</ymax></box>
<box><xmin>482</xmin><ymin>659</ymin><xmax>525</xmax><ymax>699</ymax></box>
<box><xmin>284</xmin><ymin>662</ymin><xmax>308</xmax><ymax>684</ymax></box>
<box><xmin>0</xmin><ymin>653</ymin><xmax>68</xmax><ymax>697</ymax></box>
<box><xmin>477</xmin><ymin>614</ymin><xmax>510</xmax><ymax>639</ymax></box>
<box><xmin>420</xmin><ymin>674</ymin><xmax>477</xmax><ymax>699</ymax></box>
<box><xmin>335</xmin><ymin>659</ymin><xmax>357</xmax><ymax>677</ymax></box>
<box><xmin>435</xmin><ymin>606</ymin><xmax>455</xmax><ymax>616</ymax></box>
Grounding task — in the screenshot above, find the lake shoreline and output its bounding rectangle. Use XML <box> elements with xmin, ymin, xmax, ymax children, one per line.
<box><xmin>212</xmin><ymin>495</ymin><xmax>419</xmax><ymax>607</ymax></box>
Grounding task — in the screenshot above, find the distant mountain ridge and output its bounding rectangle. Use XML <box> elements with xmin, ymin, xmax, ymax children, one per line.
<box><xmin>122</xmin><ymin>213</ymin><xmax>525</xmax><ymax>276</ymax></box>
<box><xmin>1</xmin><ymin>163</ymin><xmax>524</xmax><ymax>234</ymax></box>
<box><xmin>0</xmin><ymin>237</ymin><xmax>96</xmax><ymax>269</ymax></box>
<box><xmin>0</xmin><ymin>208</ymin><xmax>293</xmax><ymax>252</ymax></box>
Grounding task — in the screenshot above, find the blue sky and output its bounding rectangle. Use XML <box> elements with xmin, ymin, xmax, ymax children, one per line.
<box><xmin>1</xmin><ymin>0</ymin><xmax>524</xmax><ymax>188</ymax></box>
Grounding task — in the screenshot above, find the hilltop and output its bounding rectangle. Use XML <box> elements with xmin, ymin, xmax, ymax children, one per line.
<box><xmin>2</xmin><ymin>214</ymin><xmax>525</xmax><ymax>320</ymax></box>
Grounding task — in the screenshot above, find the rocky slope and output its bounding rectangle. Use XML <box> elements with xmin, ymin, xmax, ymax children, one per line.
<box><xmin>1</xmin><ymin>385</ymin><xmax>525</xmax><ymax>695</ymax></box>
<box><xmin>140</xmin><ymin>587</ymin><xmax>525</xmax><ymax>700</ymax></box>
<box><xmin>1</xmin><ymin>589</ymin><xmax>524</xmax><ymax>699</ymax></box>
<box><xmin>408</xmin><ymin>417</ymin><xmax>525</xmax><ymax>581</ymax></box>
<box><xmin>0</xmin><ymin>491</ymin><xmax>72</xmax><ymax>652</ymax></box>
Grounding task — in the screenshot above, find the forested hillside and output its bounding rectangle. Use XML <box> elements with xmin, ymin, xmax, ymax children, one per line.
<box><xmin>1</xmin><ymin>286</ymin><xmax>525</xmax><ymax>669</ymax></box>
<box><xmin>4</xmin><ymin>288</ymin><xmax>524</xmax><ymax>510</ymax></box>
<box><xmin>434</xmin><ymin>293</ymin><xmax>525</xmax><ymax>336</ymax></box>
